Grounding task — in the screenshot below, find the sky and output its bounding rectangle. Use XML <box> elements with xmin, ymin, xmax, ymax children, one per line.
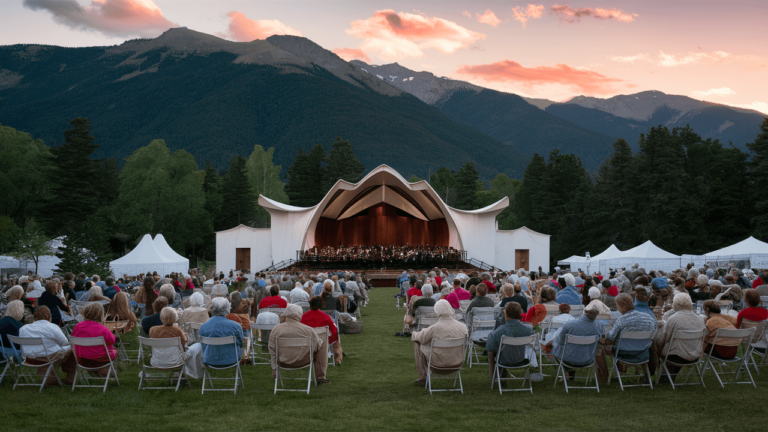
<box><xmin>1</xmin><ymin>0</ymin><xmax>766</xmax><ymax>114</ymax></box>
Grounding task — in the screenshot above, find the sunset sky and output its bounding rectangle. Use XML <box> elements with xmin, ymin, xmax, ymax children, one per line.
<box><xmin>2</xmin><ymin>0</ymin><xmax>766</xmax><ymax>114</ymax></box>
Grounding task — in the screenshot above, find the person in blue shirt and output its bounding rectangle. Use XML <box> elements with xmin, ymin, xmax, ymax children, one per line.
<box><xmin>199</xmin><ymin>297</ymin><xmax>243</xmax><ymax>366</ymax></box>
<box><xmin>632</xmin><ymin>287</ymin><xmax>655</xmax><ymax>319</ymax></box>
<box><xmin>556</xmin><ymin>274</ymin><xmax>581</xmax><ymax>306</ymax></box>
<box><xmin>258</xmin><ymin>274</ymin><xmax>267</xmax><ymax>288</ymax></box>
<box><xmin>93</xmin><ymin>275</ymin><xmax>106</xmax><ymax>290</ymax></box>
<box><xmin>486</xmin><ymin>302</ymin><xmax>533</xmax><ymax>381</ymax></box>
<box><xmin>546</xmin><ymin>308</ymin><xmax>602</xmax><ymax>381</ymax></box>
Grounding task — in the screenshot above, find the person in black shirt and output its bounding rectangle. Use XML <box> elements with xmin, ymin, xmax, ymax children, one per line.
<box><xmin>141</xmin><ymin>297</ymin><xmax>169</xmax><ymax>336</ymax></box>
<box><xmin>37</xmin><ymin>281</ymin><xmax>71</xmax><ymax>327</ymax></box>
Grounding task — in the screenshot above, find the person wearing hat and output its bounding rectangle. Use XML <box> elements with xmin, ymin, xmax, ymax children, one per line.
<box><xmin>555</xmin><ymin>274</ymin><xmax>581</xmax><ymax>306</ymax></box>
<box><xmin>410</xmin><ymin>299</ymin><xmax>467</xmax><ymax>386</ymax></box>
<box><xmin>600</xmin><ymin>280</ymin><xmax>619</xmax><ymax>311</ymax></box>
<box><xmin>269</xmin><ymin>304</ymin><xmax>327</xmax><ymax>383</ymax></box>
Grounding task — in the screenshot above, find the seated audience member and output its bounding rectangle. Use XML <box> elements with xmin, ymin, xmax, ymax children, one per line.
<box><xmin>320</xmin><ymin>282</ymin><xmax>343</xmax><ymax>312</ymax></box>
<box><xmin>301</xmin><ymin>296</ymin><xmax>343</xmax><ymax>364</ymax></box>
<box><xmin>106</xmin><ymin>291</ymin><xmax>137</xmax><ymax>333</ymax></box>
<box><xmin>211</xmin><ymin>283</ymin><xmax>229</xmax><ymax>298</ymax></box>
<box><xmin>486</xmin><ymin>302</ymin><xmax>533</xmax><ymax>380</ymax></box>
<box><xmin>498</xmin><ymin>284</ymin><xmax>515</xmax><ymax>308</ymax></box>
<box><xmin>736</xmin><ymin>289</ymin><xmax>768</xmax><ymax>328</ymax></box>
<box><xmin>159</xmin><ymin>284</ymin><xmax>183</xmax><ymax>309</ymax></box>
<box><xmin>406</xmin><ymin>281</ymin><xmax>423</xmax><ymax>304</ymax></box>
<box><xmin>649</xmin><ymin>293</ymin><xmax>706</xmax><ymax>380</ymax></box>
<box><xmin>522</xmin><ymin>287</ymin><xmax>557</xmax><ymax>326</ymax></box>
<box><xmin>259</xmin><ymin>285</ymin><xmax>288</xmax><ymax>310</ymax></box>
<box><xmin>226</xmin><ymin>291</ymin><xmax>251</xmax><ymax>334</ymax></box>
<box><xmin>178</xmin><ymin>292</ymin><xmax>210</xmax><ymax>334</ymax></box>
<box><xmin>702</xmin><ymin>300</ymin><xmax>739</xmax><ymax>359</ymax></box>
<box><xmin>37</xmin><ymin>281</ymin><xmax>71</xmax><ymax>327</ymax></box>
<box><xmin>600</xmin><ymin>281</ymin><xmax>619</xmax><ymax>311</ymax></box>
<box><xmin>451</xmin><ymin>279</ymin><xmax>471</xmax><ymax>300</ymax></box>
<box><xmin>134</xmin><ymin>276</ymin><xmax>159</xmax><ymax>316</ymax></box>
<box><xmin>466</xmin><ymin>284</ymin><xmax>494</xmax><ymax>316</ymax></box>
<box><xmin>632</xmin><ymin>287</ymin><xmax>655</xmax><ymax>319</ymax></box>
<box><xmin>687</xmin><ymin>275</ymin><xmax>711</xmax><ymax>303</ymax></box>
<box><xmin>19</xmin><ymin>306</ymin><xmax>76</xmax><ymax>386</ymax></box>
<box><xmin>290</xmin><ymin>283</ymin><xmax>310</xmax><ymax>306</ymax></box>
<box><xmin>141</xmin><ymin>297</ymin><xmax>169</xmax><ymax>336</ymax></box>
<box><xmin>545</xmin><ymin>307</ymin><xmax>602</xmax><ymax>380</ymax></box>
<box><xmin>269</xmin><ymin>304</ymin><xmax>326</xmax><ymax>383</ymax></box>
<box><xmin>596</xmin><ymin>293</ymin><xmax>657</xmax><ymax>383</ymax></box>
<box><xmin>481</xmin><ymin>273</ymin><xmax>497</xmax><ymax>294</ymax></box>
<box><xmin>555</xmin><ymin>274</ymin><xmax>581</xmax><ymax>306</ymax></box>
<box><xmin>71</xmin><ymin>303</ymin><xmax>118</xmax><ymax>376</ymax></box>
<box><xmin>0</xmin><ymin>300</ymin><xmax>25</xmax><ymax>353</ymax></box>
<box><xmin>411</xmin><ymin>300</ymin><xmax>468</xmax><ymax>385</ymax></box>
<box><xmin>198</xmin><ymin>297</ymin><xmax>244</xmax><ymax>366</ymax></box>
<box><xmin>412</xmin><ymin>285</ymin><xmax>436</xmax><ymax>311</ymax></box>
<box><xmin>510</xmin><ymin>283</ymin><xmax>529</xmax><ymax>311</ymax></box>
<box><xmin>87</xmin><ymin>286</ymin><xmax>110</xmax><ymax>303</ymax></box>
<box><xmin>585</xmin><ymin>299</ymin><xmax>611</xmax><ymax>323</ymax></box>
<box><xmin>148</xmin><ymin>307</ymin><xmax>189</xmax><ymax>369</ymax></box>
<box><xmin>102</xmin><ymin>277</ymin><xmax>120</xmax><ymax>300</ymax></box>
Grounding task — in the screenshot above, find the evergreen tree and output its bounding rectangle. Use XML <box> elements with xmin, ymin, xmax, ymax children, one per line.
<box><xmin>324</xmin><ymin>137</ymin><xmax>365</xmax><ymax>191</ymax></box>
<box><xmin>453</xmin><ymin>162</ymin><xmax>481</xmax><ymax>210</ymax></box>
<box><xmin>475</xmin><ymin>173</ymin><xmax>520</xmax><ymax>229</ymax></box>
<box><xmin>407</xmin><ymin>175</ymin><xmax>422</xmax><ymax>183</ymax></box>
<box><xmin>203</xmin><ymin>161</ymin><xmax>224</xmax><ymax>221</ymax></box>
<box><xmin>430</xmin><ymin>167</ymin><xmax>456</xmax><ymax>206</ymax></box>
<box><xmin>748</xmin><ymin>118</ymin><xmax>768</xmax><ymax>240</ymax></box>
<box><xmin>514</xmin><ymin>153</ymin><xmax>546</xmax><ymax>228</ymax></box>
<box><xmin>0</xmin><ymin>216</ymin><xmax>19</xmax><ymax>254</ymax></box>
<box><xmin>285</xmin><ymin>144</ymin><xmax>327</xmax><ymax>207</ymax></box>
<box><xmin>219</xmin><ymin>155</ymin><xmax>258</xmax><ymax>229</ymax></box>
<box><xmin>55</xmin><ymin>215</ymin><xmax>112</xmax><ymax>276</ymax></box>
<box><xmin>245</xmin><ymin>145</ymin><xmax>288</xmax><ymax>228</ymax></box>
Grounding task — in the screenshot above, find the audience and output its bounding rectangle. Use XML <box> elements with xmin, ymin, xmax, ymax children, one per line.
<box><xmin>259</xmin><ymin>285</ymin><xmax>288</xmax><ymax>310</ymax></box>
<box><xmin>106</xmin><ymin>292</ymin><xmax>137</xmax><ymax>333</ymax></box>
<box><xmin>269</xmin><ymin>304</ymin><xmax>327</xmax><ymax>384</ymax></box>
<box><xmin>736</xmin><ymin>289</ymin><xmax>767</xmax><ymax>328</ymax></box>
<box><xmin>177</xmin><ymin>292</ymin><xmax>210</xmax><ymax>334</ymax></box>
<box><xmin>18</xmin><ymin>306</ymin><xmax>76</xmax><ymax>386</ymax></box>
<box><xmin>466</xmin><ymin>284</ymin><xmax>493</xmax><ymax>316</ymax></box>
<box><xmin>411</xmin><ymin>299</ymin><xmax>467</xmax><ymax>386</ymax></box>
<box><xmin>301</xmin><ymin>296</ymin><xmax>343</xmax><ymax>365</ymax></box>
<box><xmin>141</xmin><ymin>297</ymin><xmax>169</xmax><ymax>336</ymax></box>
<box><xmin>649</xmin><ymin>293</ymin><xmax>705</xmax><ymax>381</ymax></box>
<box><xmin>486</xmin><ymin>302</ymin><xmax>533</xmax><ymax>380</ymax></box>
<box><xmin>148</xmin><ymin>307</ymin><xmax>188</xmax><ymax>369</ymax></box>
<box><xmin>71</xmin><ymin>303</ymin><xmax>118</xmax><ymax>376</ymax></box>
<box><xmin>702</xmin><ymin>300</ymin><xmax>739</xmax><ymax>359</ymax></box>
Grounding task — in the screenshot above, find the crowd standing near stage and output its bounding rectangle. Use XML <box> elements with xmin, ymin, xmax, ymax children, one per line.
<box><xmin>300</xmin><ymin>244</ymin><xmax>461</xmax><ymax>267</ymax></box>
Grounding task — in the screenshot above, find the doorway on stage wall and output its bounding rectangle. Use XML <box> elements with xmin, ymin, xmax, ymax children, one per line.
<box><xmin>236</xmin><ymin>248</ymin><xmax>251</xmax><ymax>271</ymax></box>
<box><xmin>515</xmin><ymin>249</ymin><xmax>529</xmax><ymax>270</ymax></box>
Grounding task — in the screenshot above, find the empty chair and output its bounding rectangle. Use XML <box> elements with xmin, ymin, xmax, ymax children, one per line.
<box><xmin>137</xmin><ymin>336</ymin><xmax>187</xmax><ymax>391</ymax></box>
<box><xmin>425</xmin><ymin>337</ymin><xmax>466</xmax><ymax>395</ymax></box>
<box><xmin>201</xmin><ymin>336</ymin><xmax>244</xmax><ymax>395</ymax></box>
<box><xmin>273</xmin><ymin>336</ymin><xmax>315</xmax><ymax>394</ymax></box>
<box><xmin>553</xmin><ymin>334</ymin><xmax>600</xmax><ymax>393</ymax></box>
<box><xmin>607</xmin><ymin>331</ymin><xmax>655</xmax><ymax>390</ymax></box>
<box><xmin>251</xmin><ymin>322</ymin><xmax>277</xmax><ymax>365</ymax></box>
<box><xmin>492</xmin><ymin>334</ymin><xmax>538</xmax><ymax>394</ymax></box>
<box><xmin>743</xmin><ymin>319</ymin><xmax>768</xmax><ymax>373</ymax></box>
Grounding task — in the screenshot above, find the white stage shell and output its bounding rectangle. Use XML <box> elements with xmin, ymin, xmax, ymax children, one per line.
<box><xmin>216</xmin><ymin>165</ymin><xmax>550</xmax><ymax>273</ymax></box>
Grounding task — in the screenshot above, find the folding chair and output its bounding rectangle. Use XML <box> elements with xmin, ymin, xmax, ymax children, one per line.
<box><xmin>0</xmin><ymin>337</ymin><xmax>22</xmax><ymax>385</ymax></box>
<box><xmin>6</xmin><ymin>336</ymin><xmax>63</xmax><ymax>392</ymax></box>
<box><xmin>492</xmin><ymin>334</ymin><xmax>538</xmax><ymax>394</ymax></box>
<box><xmin>273</xmin><ymin>336</ymin><xmax>315</xmax><ymax>395</ymax></box>
<box><xmin>459</xmin><ymin>300</ymin><xmax>471</xmax><ymax>314</ymax></box>
<box><xmin>741</xmin><ymin>319</ymin><xmax>768</xmax><ymax>374</ymax></box>
<box><xmin>568</xmin><ymin>305</ymin><xmax>585</xmax><ymax>318</ymax></box>
<box><xmin>539</xmin><ymin>320</ymin><xmax>566</xmax><ymax>376</ymax></box>
<box><xmin>417</xmin><ymin>317</ymin><xmax>439</xmax><ymax>331</ymax></box>
<box><xmin>426</xmin><ymin>337</ymin><xmax>466</xmax><ymax>395</ymax></box>
<box><xmin>553</xmin><ymin>334</ymin><xmax>600</xmax><ymax>393</ymax></box>
<box><xmin>654</xmin><ymin>329</ymin><xmax>706</xmax><ymax>389</ymax></box>
<box><xmin>466</xmin><ymin>307</ymin><xmax>496</xmax><ymax>367</ymax></box>
<box><xmin>313</xmin><ymin>326</ymin><xmax>336</xmax><ymax>367</ymax></box>
<box><xmin>322</xmin><ymin>310</ymin><xmax>342</xmax><ymax>338</ymax></box>
<box><xmin>700</xmin><ymin>327</ymin><xmax>756</xmax><ymax>388</ymax></box>
<box><xmin>137</xmin><ymin>336</ymin><xmax>187</xmax><ymax>391</ymax></box>
<box><xmin>189</xmin><ymin>322</ymin><xmax>203</xmax><ymax>343</ymax></box>
<box><xmin>70</xmin><ymin>336</ymin><xmax>120</xmax><ymax>392</ymax></box>
<box><xmin>200</xmin><ymin>335</ymin><xmax>244</xmax><ymax>395</ymax></box>
<box><xmin>607</xmin><ymin>331</ymin><xmax>654</xmax><ymax>390</ymax></box>
<box><xmin>251</xmin><ymin>322</ymin><xmax>276</xmax><ymax>365</ymax></box>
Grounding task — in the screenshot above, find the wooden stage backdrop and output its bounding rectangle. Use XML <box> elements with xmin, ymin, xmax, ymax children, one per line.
<box><xmin>314</xmin><ymin>203</ymin><xmax>449</xmax><ymax>248</ymax></box>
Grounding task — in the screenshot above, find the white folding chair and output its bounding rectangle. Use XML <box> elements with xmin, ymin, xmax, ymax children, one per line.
<box><xmin>70</xmin><ymin>336</ymin><xmax>120</xmax><ymax>392</ymax></box>
<box><xmin>553</xmin><ymin>334</ymin><xmax>600</xmax><ymax>393</ymax></box>
<box><xmin>466</xmin><ymin>307</ymin><xmax>496</xmax><ymax>367</ymax></box>
<box><xmin>426</xmin><ymin>337</ymin><xmax>466</xmax><ymax>395</ymax></box>
<box><xmin>0</xmin><ymin>337</ymin><xmax>22</xmax><ymax>385</ymax></box>
<box><xmin>137</xmin><ymin>336</ymin><xmax>187</xmax><ymax>391</ymax></box>
<box><xmin>607</xmin><ymin>330</ymin><xmax>654</xmax><ymax>390</ymax></box>
<box><xmin>654</xmin><ymin>329</ymin><xmax>706</xmax><ymax>389</ymax></box>
<box><xmin>417</xmin><ymin>317</ymin><xmax>439</xmax><ymax>331</ymax></box>
<box><xmin>274</xmin><ymin>336</ymin><xmax>315</xmax><ymax>395</ymax></box>
<box><xmin>538</xmin><ymin>321</ymin><xmax>566</xmax><ymax>376</ymax></box>
<box><xmin>313</xmin><ymin>326</ymin><xmax>335</xmax><ymax>367</ymax></box>
<box><xmin>492</xmin><ymin>334</ymin><xmax>538</xmax><ymax>394</ymax></box>
<box><xmin>7</xmin><ymin>336</ymin><xmax>63</xmax><ymax>392</ymax></box>
<box><xmin>459</xmin><ymin>300</ymin><xmax>471</xmax><ymax>314</ymax></box>
<box><xmin>200</xmin><ymin>335</ymin><xmax>244</xmax><ymax>395</ymax></box>
<box><xmin>251</xmin><ymin>323</ymin><xmax>276</xmax><ymax>365</ymax></box>
<box><xmin>569</xmin><ymin>305</ymin><xmax>585</xmax><ymax>318</ymax></box>
<box><xmin>741</xmin><ymin>318</ymin><xmax>768</xmax><ymax>374</ymax></box>
<box><xmin>189</xmin><ymin>322</ymin><xmax>203</xmax><ymax>343</ymax></box>
<box><xmin>700</xmin><ymin>327</ymin><xmax>756</xmax><ymax>388</ymax></box>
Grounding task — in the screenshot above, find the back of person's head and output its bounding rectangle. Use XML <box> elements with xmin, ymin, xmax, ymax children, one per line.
<box><xmin>703</xmin><ymin>300</ymin><xmax>720</xmax><ymax>315</ymax></box>
<box><xmin>502</xmin><ymin>283</ymin><xmax>514</xmax><ymax>296</ymax></box>
<box><xmin>3</xmin><ymin>300</ymin><xmax>24</xmax><ymax>321</ymax></box>
<box><xmin>88</xmin><ymin>285</ymin><xmax>103</xmax><ymax>299</ymax></box>
<box><xmin>92</xmin><ymin>275</ymin><xmax>100</xmax><ymax>282</ymax></box>
<box><xmin>189</xmin><ymin>292</ymin><xmax>205</xmax><ymax>308</ymax></box>
<box><xmin>34</xmin><ymin>305</ymin><xmax>52</xmax><ymax>322</ymax></box>
<box><xmin>453</xmin><ymin>278</ymin><xmax>461</xmax><ymax>287</ymax></box>
<box><xmin>634</xmin><ymin>287</ymin><xmax>649</xmax><ymax>303</ymax></box>
<box><xmin>468</xmin><ymin>285</ymin><xmax>477</xmax><ymax>296</ymax></box>
<box><xmin>105</xmin><ymin>276</ymin><xmax>114</xmax><ymax>286</ymax></box>
<box><xmin>82</xmin><ymin>302</ymin><xmax>104</xmax><ymax>322</ymax></box>
<box><xmin>230</xmin><ymin>291</ymin><xmax>242</xmax><ymax>304</ymax></box>
<box><xmin>143</xmin><ymin>276</ymin><xmax>154</xmax><ymax>291</ymax></box>
<box><xmin>159</xmin><ymin>284</ymin><xmax>175</xmax><ymax>302</ymax></box>
<box><xmin>415</xmin><ymin>280</ymin><xmax>423</xmax><ymax>289</ymax></box>
<box><xmin>583</xmin><ymin>308</ymin><xmax>599</xmax><ymax>320</ymax></box>
<box><xmin>270</xmin><ymin>284</ymin><xmax>280</xmax><ymax>296</ymax></box>
<box><xmin>615</xmin><ymin>293</ymin><xmax>634</xmax><ymax>311</ymax></box>
<box><xmin>558</xmin><ymin>303</ymin><xmax>571</xmax><ymax>314</ymax></box>
<box><xmin>422</xmin><ymin>284</ymin><xmax>434</xmax><ymax>297</ymax></box>
<box><xmin>475</xmin><ymin>283</ymin><xmax>488</xmax><ymax>297</ymax></box>
<box><xmin>7</xmin><ymin>285</ymin><xmax>23</xmax><ymax>301</ymax></box>
<box><xmin>153</xmin><ymin>296</ymin><xmax>169</xmax><ymax>313</ymax></box>
<box><xmin>541</xmin><ymin>287</ymin><xmax>555</xmax><ymax>303</ymax></box>
<box><xmin>601</xmin><ymin>280</ymin><xmax>611</xmax><ymax>289</ymax></box>
<box><xmin>504</xmin><ymin>302</ymin><xmax>522</xmax><ymax>320</ymax></box>
<box><xmin>588</xmin><ymin>287</ymin><xmax>600</xmax><ymax>299</ymax></box>
<box><xmin>211</xmin><ymin>297</ymin><xmax>230</xmax><ymax>316</ymax></box>
<box><xmin>44</xmin><ymin>280</ymin><xmax>57</xmax><ymax>295</ymax></box>
<box><xmin>744</xmin><ymin>289</ymin><xmax>761</xmax><ymax>308</ymax></box>
<box><xmin>160</xmin><ymin>307</ymin><xmax>177</xmax><ymax>326</ymax></box>
<box><xmin>309</xmin><ymin>296</ymin><xmax>322</xmax><ymax>310</ymax></box>
<box><xmin>673</xmin><ymin>292</ymin><xmax>693</xmax><ymax>311</ymax></box>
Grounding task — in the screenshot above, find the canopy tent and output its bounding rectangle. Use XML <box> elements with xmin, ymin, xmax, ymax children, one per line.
<box><xmin>110</xmin><ymin>234</ymin><xmax>188</xmax><ymax>277</ymax></box>
<box><xmin>557</xmin><ymin>244</ymin><xmax>625</xmax><ymax>273</ymax></box>
<box><xmin>153</xmin><ymin>234</ymin><xmax>189</xmax><ymax>270</ymax></box>
<box><xmin>598</xmin><ymin>240</ymin><xmax>683</xmax><ymax>273</ymax></box>
<box><xmin>700</xmin><ymin>236</ymin><xmax>768</xmax><ymax>269</ymax></box>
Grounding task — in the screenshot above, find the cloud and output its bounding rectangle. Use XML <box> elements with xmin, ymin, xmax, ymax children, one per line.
<box><xmin>609</xmin><ymin>53</ymin><xmax>651</xmax><ymax>63</ymax></box>
<box><xmin>220</xmin><ymin>11</ymin><xmax>301</xmax><ymax>42</ymax></box>
<box><xmin>462</xmin><ymin>10</ymin><xmax>472</xmax><ymax>19</ymax></box>
<box><xmin>658</xmin><ymin>50</ymin><xmax>730</xmax><ymax>67</ymax></box>
<box><xmin>609</xmin><ymin>50</ymin><xmax>765</xmax><ymax>68</ymax></box>
<box><xmin>691</xmin><ymin>87</ymin><xmax>736</xmax><ymax>98</ymax></box>
<box><xmin>346</xmin><ymin>9</ymin><xmax>485</xmax><ymax>61</ymax></box>
<box><xmin>734</xmin><ymin>101</ymin><xmax>768</xmax><ymax>115</ymax></box>
<box><xmin>22</xmin><ymin>0</ymin><xmax>177</xmax><ymax>38</ymax></box>
<box><xmin>332</xmin><ymin>48</ymin><xmax>371</xmax><ymax>63</ymax></box>
<box><xmin>456</xmin><ymin>60</ymin><xmax>622</xmax><ymax>94</ymax></box>
<box><xmin>476</xmin><ymin>10</ymin><xmax>501</xmax><ymax>27</ymax></box>
<box><xmin>512</xmin><ymin>4</ymin><xmax>545</xmax><ymax>28</ymax></box>
<box><xmin>551</xmin><ymin>4</ymin><xmax>637</xmax><ymax>23</ymax></box>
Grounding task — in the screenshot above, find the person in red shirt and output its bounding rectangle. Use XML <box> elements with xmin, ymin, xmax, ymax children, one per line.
<box><xmin>481</xmin><ymin>273</ymin><xmax>497</xmax><ymax>294</ymax></box>
<box><xmin>301</xmin><ymin>296</ymin><xmax>343</xmax><ymax>364</ymax></box>
<box><xmin>752</xmin><ymin>271</ymin><xmax>766</xmax><ymax>289</ymax></box>
<box><xmin>258</xmin><ymin>285</ymin><xmax>287</xmax><ymax>310</ymax></box>
<box><xmin>737</xmin><ymin>289</ymin><xmax>768</xmax><ymax>328</ymax></box>
<box><xmin>406</xmin><ymin>281</ymin><xmax>423</xmax><ymax>304</ymax></box>
<box><xmin>434</xmin><ymin>268</ymin><xmax>443</xmax><ymax>287</ymax></box>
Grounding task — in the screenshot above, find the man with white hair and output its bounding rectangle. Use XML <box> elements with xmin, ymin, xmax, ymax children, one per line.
<box><xmin>268</xmin><ymin>304</ymin><xmax>327</xmax><ymax>384</ymax></box>
<box><xmin>518</xmin><ymin>270</ymin><xmax>530</xmax><ymax>292</ymax></box>
<box><xmin>290</xmin><ymin>283</ymin><xmax>310</xmax><ymax>306</ymax></box>
<box><xmin>198</xmin><ymin>297</ymin><xmax>243</xmax><ymax>366</ymax></box>
<box><xmin>411</xmin><ymin>299</ymin><xmax>468</xmax><ymax>385</ymax></box>
<box><xmin>555</xmin><ymin>274</ymin><xmax>581</xmax><ymax>305</ymax></box>
<box><xmin>649</xmin><ymin>292</ymin><xmax>705</xmax><ymax>381</ymax></box>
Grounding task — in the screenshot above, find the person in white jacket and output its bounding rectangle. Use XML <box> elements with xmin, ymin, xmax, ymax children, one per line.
<box><xmin>19</xmin><ymin>306</ymin><xmax>76</xmax><ymax>386</ymax></box>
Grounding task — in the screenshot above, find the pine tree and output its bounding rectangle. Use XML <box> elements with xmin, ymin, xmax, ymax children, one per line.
<box><xmin>203</xmin><ymin>161</ymin><xmax>224</xmax><ymax>221</ymax></box>
<box><xmin>324</xmin><ymin>137</ymin><xmax>365</xmax><ymax>191</ymax></box>
<box><xmin>453</xmin><ymin>162</ymin><xmax>480</xmax><ymax>210</ymax></box>
<box><xmin>285</xmin><ymin>144</ymin><xmax>327</xmax><ymax>207</ymax></box>
<box><xmin>219</xmin><ymin>155</ymin><xmax>258</xmax><ymax>229</ymax></box>
<box><xmin>748</xmin><ymin>118</ymin><xmax>768</xmax><ymax>240</ymax></box>
<box><xmin>514</xmin><ymin>153</ymin><xmax>546</xmax><ymax>228</ymax></box>
<box><xmin>430</xmin><ymin>167</ymin><xmax>456</xmax><ymax>206</ymax></box>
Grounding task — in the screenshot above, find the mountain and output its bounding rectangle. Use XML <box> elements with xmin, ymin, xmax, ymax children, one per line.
<box><xmin>350</xmin><ymin>60</ymin><xmax>618</xmax><ymax>170</ymax></box>
<box><xmin>541</xmin><ymin>91</ymin><xmax>765</xmax><ymax>150</ymax></box>
<box><xmin>0</xmin><ymin>28</ymin><xmax>528</xmax><ymax>179</ymax></box>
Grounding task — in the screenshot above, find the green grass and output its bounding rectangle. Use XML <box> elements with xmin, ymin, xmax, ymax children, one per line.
<box><xmin>2</xmin><ymin>287</ymin><xmax>767</xmax><ymax>431</ymax></box>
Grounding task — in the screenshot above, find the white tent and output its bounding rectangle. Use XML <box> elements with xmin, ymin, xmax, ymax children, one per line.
<box><xmin>558</xmin><ymin>244</ymin><xmax>625</xmax><ymax>273</ymax></box>
<box><xmin>153</xmin><ymin>234</ymin><xmax>189</xmax><ymax>271</ymax></box>
<box><xmin>599</xmin><ymin>240</ymin><xmax>682</xmax><ymax>273</ymax></box>
<box><xmin>702</xmin><ymin>236</ymin><xmax>768</xmax><ymax>268</ymax></box>
<box><xmin>110</xmin><ymin>234</ymin><xmax>188</xmax><ymax>277</ymax></box>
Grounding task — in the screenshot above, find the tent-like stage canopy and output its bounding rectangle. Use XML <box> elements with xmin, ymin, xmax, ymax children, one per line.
<box><xmin>110</xmin><ymin>234</ymin><xmax>189</xmax><ymax>277</ymax></box>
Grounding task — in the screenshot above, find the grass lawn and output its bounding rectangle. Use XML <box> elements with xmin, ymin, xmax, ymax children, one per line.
<box><xmin>2</xmin><ymin>287</ymin><xmax>767</xmax><ymax>431</ymax></box>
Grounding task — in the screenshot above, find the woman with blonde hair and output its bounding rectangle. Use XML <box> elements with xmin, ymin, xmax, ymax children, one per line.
<box><xmin>0</xmin><ymin>300</ymin><xmax>24</xmax><ymax>354</ymax></box>
<box><xmin>106</xmin><ymin>291</ymin><xmax>137</xmax><ymax>333</ymax></box>
<box><xmin>88</xmin><ymin>285</ymin><xmax>110</xmax><ymax>303</ymax></box>
<box><xmin>71</xmin><ymin>303</ymin><xmax>118</xmax><ymax>376</ymax></box>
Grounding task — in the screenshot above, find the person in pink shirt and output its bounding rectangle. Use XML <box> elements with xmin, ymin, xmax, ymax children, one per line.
<box><xmin>71</xmin><ymin>302</ymin><xmax>117</xmax><ymax>376</ymax></box>
<box><xmin>445</xmin><ymin>279</ymin><xmax>471</xmax><ymax>309</ymax></box>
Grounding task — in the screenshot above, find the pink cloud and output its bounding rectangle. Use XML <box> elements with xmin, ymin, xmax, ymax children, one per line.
<box><xmin>221</xmin><ymin>11</ymin><xmax>301</xmax><ymax>42</ymax></box>
<box><xmin>476</xmin><ymin>10</ymin><xmax>501</xmax><ymax>27</ymax></box>
<box><xmin>346</xmin><ymin>9</ymin><xmax>485</xmax><ymax>61</ymax></box>
<box><xmin>456</xmin><ymin>60</ymin><xmax>622</xmax><ymax>94</ymax></box>
<box><xmin>462</xmin><ymin>10</ymin><xmax>472</xmax><ymax>19</ymax></box>
<box><xmin>332</xmin><ymin>48</ymin><xmax>371</xmax><ymax>63</ymax></box>
<box><xmin>551</xmin><ymin>4</ymin><xmax>637</xmax><ymax>23</ymax></box>
<box><xmin>512</xmin><ymin>4</ymin><xmax>545</xmax><ymax>29</ymax></box>
<box><xmin>23</xmin><ymin>0</ymin><xmax>177</xmax><ymax>38</ymax></box>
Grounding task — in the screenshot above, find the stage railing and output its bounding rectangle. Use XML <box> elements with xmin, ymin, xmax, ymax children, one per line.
<box><xmin>259</xmin><ymin>259</ymin><xmax>297</xmax><ymax>273</ymax></box>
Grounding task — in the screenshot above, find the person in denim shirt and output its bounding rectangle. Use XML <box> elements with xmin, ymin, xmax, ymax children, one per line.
<box><xmin>596</xmin><ymin>293</ymin><xmax>657</xmax><ymax>382</ymax></box>
<box><xmin>556</xmin><ymin>274</ymin><xmax>581</xmax><ymax>306</ymax></box>
<box><xmin>546</xmin><ymin>308</ymin><xmax>603</xmax><ymax>380</ymax></box>
<box><xmin>486</xmin><ymin>302</ymin><xmax>533</xmax><ymax>380</ymax></box>
<box><xmin>200</xmin><ymin>297</ymin><xmax>243</xmax><ymax>366</ymax></box>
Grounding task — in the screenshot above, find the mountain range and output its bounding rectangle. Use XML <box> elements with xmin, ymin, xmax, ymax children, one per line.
<box><xmin>0</xmin><ymin>28</ymin><xmax>764</xmax><ymax>181</ymax></box>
